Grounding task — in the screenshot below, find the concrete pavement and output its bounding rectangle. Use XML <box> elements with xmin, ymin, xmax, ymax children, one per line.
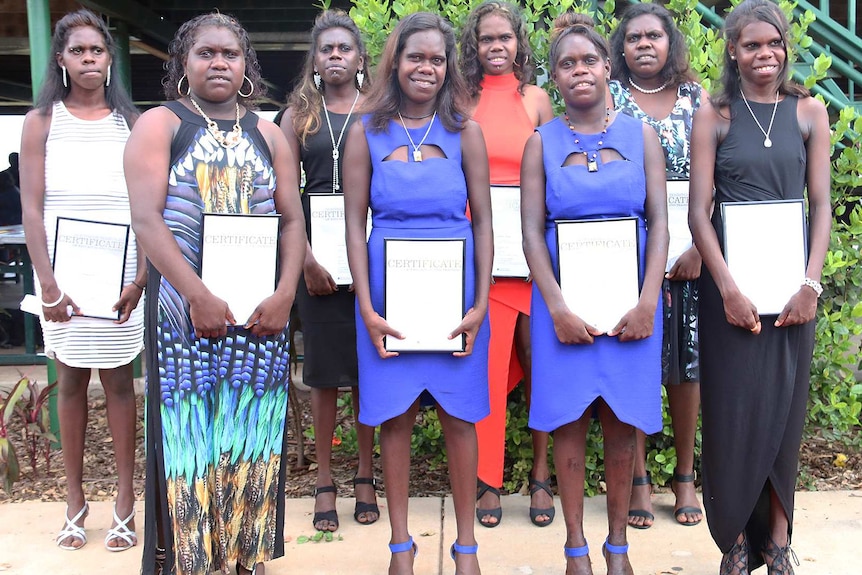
<box><xmin>0</xmin><ymin>490</ymin><xmax>860</xmax><ymax>574</ymax></box>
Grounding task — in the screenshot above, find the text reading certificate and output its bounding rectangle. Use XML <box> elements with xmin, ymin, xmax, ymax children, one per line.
<box><xmin>490</xmin><ymin>186</ymin><xmax>529</xmax><ymax>277</ymax></box>
<box><xmin>52</xmin><ymin>217</ymin><xmax>129</xmax><ymax>319</ymax></box>
<box><xmin>722</xmin><ymin>199</ymin><xmax>807</xmax><ymax>315</ymax></box>
<box><xmin>200</xmin><ymin>213</ymin><xmax>280</xmax><ymax>325</ymax></box>
<box><xmin>308</xmin><ymin>193</ymin><xmax>371</xmax><ymax>285</ymax></box>
<box><xmin>556</xmin><ymin>217</ymin><xmax>640</xmax><ymax>334</ymax></box>
<box><xmin>384</xmin><ymin>238</ymin><xmax>466</xmax><ymax>352</ymax></box>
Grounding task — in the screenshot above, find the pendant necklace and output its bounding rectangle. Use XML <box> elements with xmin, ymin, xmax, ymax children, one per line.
<box><xmin>565</xmin><ymin>108</ymin><xmax>610</xmax><ymax>173</ymax></box>
<box><xmin>321</xmin><ymin>90</ymin><xmax>361</xmax><ymax>192</ymax></box>
<box><xmin>628</xmin><ymin>77</ymin><xmax>670</xmax><ymax>95</ymax></box>
<box><xmin>398</xmin><ymin>111</ymin><xmax>437</xmax><ymax>162</ymax></box>
<box><xmin>740</xmin><ymin>89</ymin><xmax>779</xmax><ymax>148</ymax></box>
<box><xmin>189</xmin><ymin>97</ymin><xmax>242</xmax><ymax>149</ymax></box>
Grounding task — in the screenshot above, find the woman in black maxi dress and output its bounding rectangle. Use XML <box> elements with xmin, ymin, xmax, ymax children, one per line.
<box><xmin>689</xmin><ymin>1</ymin><xmax>832</xmax><ymax>573</ymax></box>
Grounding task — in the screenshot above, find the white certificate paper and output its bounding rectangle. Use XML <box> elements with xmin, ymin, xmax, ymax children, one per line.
<box><xmin>666</xmin><ymin>179</ymin><xmax>693</xmax><ymax>272</ymax></box>
<box><xmin>722</xmin><ymin>200</ymin><xmax>807</xmax><ymax>315</ymax></box>
<box><xmin>308</xmin><ymin>193</ymin><xmax>371</xmax><ymax>285</ymax></box>
<box><xmin>556</xmin><ymin>218</ymin><xmax>640</xmax><ymax>334</ymax></box>
<box><xmin>384</xmin><ymin>238</ymin><xmax>465</xmax><ymax>352</ymax></box>
<box><xmin>200</xmin><ymin>213</ymin><xmax>280</xmax><ymax>324</ymax></box>
<box><xmin>490</xmin><ymin>186</ymin><xmax>529</xmax><ymax>278</ymax></box>
<box><xmin>52</xmin><ymin>217</ymin><xmax>129</xmax><ymax>319</ymax></box>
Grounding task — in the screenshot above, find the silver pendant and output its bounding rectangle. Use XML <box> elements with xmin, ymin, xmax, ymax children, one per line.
<box><xmin>412</xmin><ymin>149</ymin><xmax>422</xmax><ymax>162</ymax></box>
<box><xmin>332</xmin><ymin>149</ymin><xmax>340</xmax><ymax>160</ymax></box>
<box><xmin>587</xmin><ymin>159</ymin><xmax>598</xmax><ymax>173</ymax></box>
<box><xmin>764</xmin><ymin>138</ymin><xmax>772</xmax><ymax>148</ymax></box>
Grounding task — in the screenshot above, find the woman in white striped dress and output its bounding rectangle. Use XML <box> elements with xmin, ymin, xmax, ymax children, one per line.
<box><xmin>20</xmin><ymin>9</ymin><xmax>144</xmax><ymax>553</ymax></box>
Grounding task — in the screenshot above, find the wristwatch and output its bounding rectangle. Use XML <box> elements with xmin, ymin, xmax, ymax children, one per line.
<box><xmin>802</xmin><ymin>277</ymin><xmax>823</xmax><ymax>297</ymax></box>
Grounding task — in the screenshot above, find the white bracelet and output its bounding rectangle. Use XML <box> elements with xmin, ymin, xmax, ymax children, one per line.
<box><xmin>42</xmin><ymin>290</ymin><xmax>65</xmax><ymax>308</ymax></box>
<box><xmin>801</xmin><ymin>277</ymin><xmax>823</xmax><ymax>297</ymax></box>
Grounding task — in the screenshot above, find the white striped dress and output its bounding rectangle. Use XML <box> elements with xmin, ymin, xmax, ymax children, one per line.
<box><xmin>36</xmin><ymin>100</ymin><xmax>143</xmax><ymax>368</ymax></box>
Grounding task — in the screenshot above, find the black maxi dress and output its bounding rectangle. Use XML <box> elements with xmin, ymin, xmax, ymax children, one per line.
<box><xmin>295</xmin><ymin>110</ymin><xmax>360</xmax><ymax>389</ymax></box>
<box><xmin>699</xmin><ymin>95</ymin><xmax>815</xmax><ymax>570</ymax></box>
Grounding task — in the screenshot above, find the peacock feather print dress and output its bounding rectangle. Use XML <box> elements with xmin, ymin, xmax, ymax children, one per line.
<box><xmin>142</xmin><ymin>101</ymin><xmax>289</xmax><ymax>575</ymax></box>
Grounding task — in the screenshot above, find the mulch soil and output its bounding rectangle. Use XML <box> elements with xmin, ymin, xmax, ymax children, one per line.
<box><xmin>1</xmin><ymin>389</ymin><xmax>860</xmax><ymax>504</ymax></box>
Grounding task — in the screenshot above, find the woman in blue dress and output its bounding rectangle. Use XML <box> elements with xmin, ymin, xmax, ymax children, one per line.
<box><xmin>343</xmin><ymin>12</ymin><xmax>491</xmax><ymax>575</ymax></box>
<box><xmin>521</xmin><ymin>13</ymin><xmax>668</xmax><ymax>575</ymax></box>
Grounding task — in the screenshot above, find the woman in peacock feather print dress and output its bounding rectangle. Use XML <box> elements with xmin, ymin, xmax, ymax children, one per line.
<box><xmin>125</xmin><ymin>13</ymin><xmax>306</xmax><ymax>575</ymax></box>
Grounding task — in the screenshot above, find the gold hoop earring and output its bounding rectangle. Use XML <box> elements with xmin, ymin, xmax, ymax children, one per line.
<box><xmin>238</xmin><ymin>75</ymin><xmax>254</xmax><ymax>98</ymax></box>
<box><xmin>177</xmin><ymin>74</ymin><xmax>190</xmax><ymax>96</ymax></box>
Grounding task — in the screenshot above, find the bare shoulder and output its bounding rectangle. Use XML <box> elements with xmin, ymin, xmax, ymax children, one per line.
<box><xmin>523</xmin><ymin>84</ymin><xmax>551</xmax><ymax>103</ymax></box>
<box><xmin>796</xmin><ymin>94</ymin><xmax>828</xmax><ymax>122</ymax></box>
<box><xmin>22</xmin><ymin>107</ymin><xmax>51</xmax><ymax>134</ymax></box>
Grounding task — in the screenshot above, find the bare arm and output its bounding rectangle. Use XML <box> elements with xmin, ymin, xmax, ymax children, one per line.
<box><xmin>689</xmin><ymin>99</ymin><xmax>761</xmax><ymax>333</ymax></box>
<box><xmin>279</xmin><ymin>107</ymin><xmax>337</xmax><ymax>295</ymax></box>
<box><xmin>20</xmin><ymin>109</ymin><xmax>80</xmax><ymax>320</ymax></box>
<box><xmin>242</xmin><ymin>119</ymin><xmax>306</xmax><ymax>336</ymax></box>
<box><xmin>610</xmin><ymin>124</ymin><xmax>669</xmax><ymax>340</ymax></box>
<box><xmin>124</xmin><ymin>106</ymin><xmax>235</xmax><ymax>338</ymax></box>
<box><xmin>452</xmin><ymin>119</ymin><xmax>492</xmax><ymax>356</ymax></box>
<box><xmin>343</xmin><ymin>121</ymin><xmax>402</xmax><ymax>358</ymax></box>
<box><xmin>520</xmin><ymin>130</ymin><xmax>601</xmax><ymax>344</ymax></box>
<box><xmin>525</xmin><ymin>85</ymin><xmax>555</xmax><ymax>126</ymax></box>
<box><xmin>774</xmin><ymin>96</ymin><xmax>832</xmax><ymax>327</ymax></box>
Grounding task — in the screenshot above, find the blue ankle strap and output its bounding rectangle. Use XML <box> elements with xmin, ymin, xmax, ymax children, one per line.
<box><xmin>564</xmin><ymin>543</ymin><xmax>590</xmax><ymax>557</ymax></box>
<box><xmin>450</xmin><ymin>541</ymin><xmax>479</xmax><ymax>560</ymax></box>
<box><xmin>389</xmin><ymin>536</ymin><xmax>416</xmax><ymax>556</ymax></box>
<box><xmin>604</xmin><ymin>537</ymin><xmax>629</xmax><ymax>554</ymax></box>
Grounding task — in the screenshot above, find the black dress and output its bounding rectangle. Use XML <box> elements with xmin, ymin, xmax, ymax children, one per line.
<box><xmin>296</xmin><ymin>110</ymin><xmax>360</xmax><ymax>388</ymax></box>
<box><xmin>699</xmin><ymin>95</ymin><xmax>815</xmax><ymax>569</ymax></box>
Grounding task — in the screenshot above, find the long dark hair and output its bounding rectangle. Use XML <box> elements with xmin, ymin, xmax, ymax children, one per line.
<box><xmin>714</xmin><ymin>0</ymin><xmax>808</xmax><ymax>109</ymax></box>
<box><xmin>459</xmin><ymin>1</ymin><xmax>536</xmax><ymax>98</ymax></box>
<box><xmin>285</xmin><ymin>9</ymin><xmax>371</xmax><ymax>146</ymax></box>
<box><xmin>34</xmin><ymin>9</ymin><xmax>137</xmax><ymax>124</ymax></box>
<box><xmin>162</xmin><ymin>12</ymin><xmax>266</xmax><ymax>107</ymax></box>
<box><xmin>549</xmin><ymin>12</ymin><xmax>610</xmax><ymax>74</ymax></box>
<box><xmin>364</xmin><ymin>12</ymin><xmax>469</xmax><ymax>133</ymax></box>
<box><xmin>609</xmin><ymin>2</ymin><xmax>697</xmax><ymax>87</ymax></box>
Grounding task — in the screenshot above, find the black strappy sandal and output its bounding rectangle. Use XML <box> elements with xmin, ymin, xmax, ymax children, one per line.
<box><xmin>475</xmin><ymin>479</ymin><xmax>502</xmax><ymax>528</ymax></box>
<box><xmin>671</xmin><ymin>471</ymin><xmax>703</xmax><ymax>526</ymax></box>
<box><xmin>528</xmin><ymin>475</ymin><xmax>556</xmax><ymax>527</ymax></box>
<box><xmin>352</xmin><ymin>476</ymin><xmax>380</xmax><ymax>525</ymax></box>
<box><xmin>312</xmin><ymin>484</ymin><xmax>338</xmax><ymax>532</ymax></box>
<box><xmin>628</xmin><ymin>473</ymin><xmax>655</xmax><ymax>529</ymax></box>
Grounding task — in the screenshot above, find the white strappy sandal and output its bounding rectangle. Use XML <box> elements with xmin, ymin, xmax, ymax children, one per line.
<box><xmin>104</xmin><ymin>503</ymin><xmax>137</xmax><ymax>552</ymax></box>
<box><xmin>56</xmin><ymin>502</ymin><xmax>89</xmax><ymax>550</ymax></box>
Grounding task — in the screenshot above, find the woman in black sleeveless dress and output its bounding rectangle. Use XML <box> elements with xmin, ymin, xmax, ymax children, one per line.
<box><xmin>689</xmin><ymin>1</ymin><xmax>831</xmax><ymax>573</ymax></box>
<box><xmin>280</xmin><ymin>10</ymin><xmax>379</xmax><ymax>532</ymax></box>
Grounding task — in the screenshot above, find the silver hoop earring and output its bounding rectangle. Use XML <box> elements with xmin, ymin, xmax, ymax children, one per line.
<box><xmin>313</xmin><ymin>70</ymin><xmax>322</xmax><ymax>90</ymax></box>
<box><xmin>106</xmin><ymin>66</ymin><xmax>111</xmax><ymax>87</ymax></box>
<box><xmin>238</xmin><ymin>75</ymin><xmax>254</xmax><ymax>98</ymax></box>
<box><xmin>62</xmin><ymin>65</ymin><xmax>68</xmax><ymax>88</ymax></box>
<box><xmin>356</xmin><ymin>70</ymin><xmax>364</xmax><ymax>90</ymax></box>
<box><xmin>177</xmin><ymin>74</ymin><xmax>190</xmax><ymax>96</ymax></box>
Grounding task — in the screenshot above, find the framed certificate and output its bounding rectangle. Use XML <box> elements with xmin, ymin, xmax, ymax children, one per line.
<box><xmin>666</xmin><ymin>179</ymin><xmax>693</xmax><ymax>272</ymax></box>
<box><xmin>52</xmin><ymin>217</ymin><xmax>130</xmax><ymax>319</ymax></box>
<box><xmin>308</xmin><ymin>193</ymin><xmax>372</xmax><ymax>285</ymax></box>
<box><xmin>490</xmin><ymin>186</ymin><xmax>529</xmax><ymax>278</ymax></box>
<box><xmin>200</xmin><ymin>213</ymin><xmax>280</xmax><ymax>324</ymax></box>
<box><xmin>556</xmin><ymin>217</ymin><xmax>640</xmax><ymax>334</ymax></box>
<box><xmin>721</xmin><ymin>199</ymin><xmax>807</xmax><ymax>315</ymax></box>
<box><xmin>383</xmin><ymin>238</ymin><xmax>466</xmax><ymax>352</ymax></box>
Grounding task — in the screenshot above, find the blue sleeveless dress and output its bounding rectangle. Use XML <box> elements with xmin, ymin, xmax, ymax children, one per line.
<box><xmin>528</xmin><ymin>114</ymin><xmax>662</xmax><ymax>434</ymax></box>
<box><xmin>356</xmin><ymin>116</ymin><xmax>490</xmax><ymax>426</ymax></box>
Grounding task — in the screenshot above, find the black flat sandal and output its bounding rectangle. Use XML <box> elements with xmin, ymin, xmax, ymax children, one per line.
<box><xmin>312</xmin><ymin>484</ymin><xmax>338</xmax><ymax>532</ymax></box>
<box><xmin>476</xmin><ymin>479</ymin><xmax>503</xmax><ymax>528</ymax></box>
<box><xmin>352</xmin><ymin>476</ymin><xmax>380</xmax><ymax>525</ymax></box>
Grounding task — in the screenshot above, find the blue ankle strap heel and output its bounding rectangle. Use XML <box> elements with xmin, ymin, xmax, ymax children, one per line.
<box><xmin>603</xmin><ymin>537</ymin><xmax>629</xmax><ymax>554</ymax></box>
<box><xmin>389</xmin><ymin>535</ymin><xmax>418</xmax><ymax>557</ymax></box>
<box><xmin>450</xmin><ymin>541</ymin><xmax>479</xmax><ymax>560</ymax></box>
<box><xmin>564</xmin><ymin>542</ymin><xmax>590</xmax><ymax>557</ymax></box>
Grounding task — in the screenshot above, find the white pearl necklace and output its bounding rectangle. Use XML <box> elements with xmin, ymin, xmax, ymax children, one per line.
<box><xmin>628</xmin><ymin>77</ymin><xmax>670</xmax><ymax>95</ymax></box>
